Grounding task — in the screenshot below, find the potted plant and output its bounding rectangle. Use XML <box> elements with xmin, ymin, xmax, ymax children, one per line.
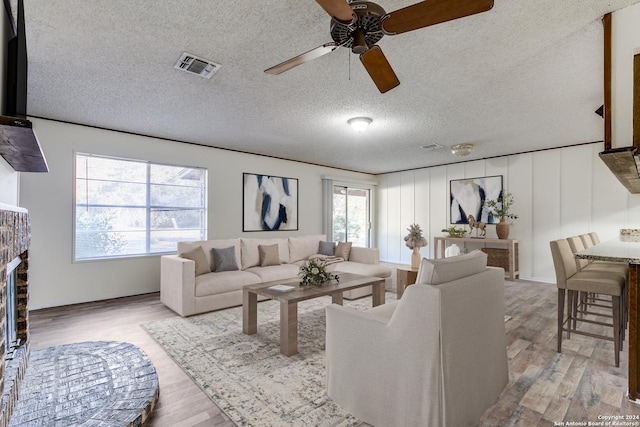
<box><xmin>441</xmin><ymin>225</ymin><xmax>466</xmax><ymax>238</ymax></box>
<box><xmin>484</xmin><ymin>192</ymin><xmax>518</xmax><ymax>239</ymax></box>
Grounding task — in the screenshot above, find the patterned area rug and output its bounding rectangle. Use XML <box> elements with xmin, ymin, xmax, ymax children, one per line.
<box><xmin>143</xmin><ymin>293</ymin><xmax>397</xmax><ymax>427</ymax></box>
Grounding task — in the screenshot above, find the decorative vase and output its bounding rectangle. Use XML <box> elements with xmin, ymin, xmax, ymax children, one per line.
<box><xmin>411</xmin><ymin>247</ymin><xmax>421</xmax><ymax>269</ymax></box>
<box><xmin>496</xmin><ymin>219</ymin><xmax>510</xmax><ymax>239</ymax></box>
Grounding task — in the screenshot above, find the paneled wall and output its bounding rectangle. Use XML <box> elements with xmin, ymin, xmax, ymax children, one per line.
<box><xmin>376</xmin><ymin>143</ymin><xmax>640</xmax><ymax>282</ymax></box>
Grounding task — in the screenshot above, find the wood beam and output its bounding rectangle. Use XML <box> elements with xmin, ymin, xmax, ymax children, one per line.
<box><xmin>604</xmin><ymin>13</ymin><xmax>612</xmax><ymax>150</ymax></box>
<box><xmin>634</xmin><ymin>53</ymin><xmax>640</xmax><ymax>150</ymax></box>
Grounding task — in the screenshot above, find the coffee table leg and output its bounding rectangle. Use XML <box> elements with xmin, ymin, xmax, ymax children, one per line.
<box><xmin>243</xmin><ymin>289</ymin><xmax>257</xmax><ymax>335</ymax></box>
<box><xmin>280</xmin><ymin>301</ymin><xmax>298</xmax><ymax>356</ymax></box>
<box><xmin>372</xmin><ymin>281</ymin><xmax>385</xmax><ymax>307</ymax></box>
<box><xmin>332</xmin><ymin>292</ymin><xmax>344</xmax><ymax>305</ymax></box>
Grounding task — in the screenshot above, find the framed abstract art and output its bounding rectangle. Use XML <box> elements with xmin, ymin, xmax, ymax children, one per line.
<box><xmin>243</xmin><ymin>173</ymin><xmax>298</xmax><ymax>231</ymax></box>
<box><xmin>450</xmin><ymin>175</ymin><xmax>503</xmax><ymax>225</ymax></box>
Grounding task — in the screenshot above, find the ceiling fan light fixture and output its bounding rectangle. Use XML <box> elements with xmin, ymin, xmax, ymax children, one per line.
<box><xmin>348</xmin><ymin>117</ymin><xmax>372</xmax><ymax>132</ymax></box>
<box><xmin>450</xmin><ymin>143</ymin><xmax>474</xmax><ymax>157</ymax></box>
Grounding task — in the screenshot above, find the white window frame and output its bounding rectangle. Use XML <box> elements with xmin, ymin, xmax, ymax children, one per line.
<box><xmin>73</xmin><ymin>152</ymin><xmax>207</xmax><ymax>261</ymax></box>
<box><xmin>322</xmin><ymin>176</ymin><xmax>377</xmax><ymax>248</ymax></box>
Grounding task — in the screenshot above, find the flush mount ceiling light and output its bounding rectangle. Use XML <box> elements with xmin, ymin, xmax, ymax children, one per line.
<box><xmin>348</xmin><ymin>117</ymin><xmax>372</xmax><ymax>132</ymax></box>
<box><xmin>450</xmin><ymin>143</ymin><xmax>474</xmax><ymax>157</ymax></box>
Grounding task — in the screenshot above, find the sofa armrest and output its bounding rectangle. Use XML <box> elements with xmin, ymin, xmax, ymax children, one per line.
<box><xmin>161</xmin><ymin>254</ymin><xmax>197</xmax><ymax>316</ymax></box>
<box><xmin>348</xmin><ymin>247</ymin><xmax>379</xmax><ymax>265</ymax></box>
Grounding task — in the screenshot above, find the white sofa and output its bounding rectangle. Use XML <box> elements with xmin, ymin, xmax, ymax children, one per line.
<box><xmin>160</xmin><ymin>234</ymin><xmax>392</xmax><ymax>316</ymax></box>
<box><xmin>326</xmin><ymin>250</ymin><xmax>508</xmax><ymax>427</ymax></box>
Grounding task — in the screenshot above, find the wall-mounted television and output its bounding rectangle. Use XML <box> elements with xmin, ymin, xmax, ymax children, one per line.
<box><xmin>3</xmin><ymin>0</ymin><xmax>27</xmax><ymax>118</ymax></box>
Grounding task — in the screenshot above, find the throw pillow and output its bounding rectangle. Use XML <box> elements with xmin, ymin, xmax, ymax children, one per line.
<box><xmin>179</xmin><ymin>246</ymin><xmax>211</xmax><ymax>276</ymax></box>
<box><xmin>416</xmin><ymin>249</ymin><xmax>488</xmax><ymax>285</ymax></box>
<box><xmin>259</xmin><ymin>244</ymin><xmax>281</xmax><ymax>267</ymax></box>
<box><xmin>211</xmin><ymin>246</ymin><xmax>239</xmax><ymax>272</ymax></box>
<box><xmin>318</xmin><ymin>241</ymin><xmax>336</xmax><ymax>256</ymax></box>
<box><xmin>335</xmin><ymin>241</ymin><xmax>352</xmax><ymax>260</ymax></box>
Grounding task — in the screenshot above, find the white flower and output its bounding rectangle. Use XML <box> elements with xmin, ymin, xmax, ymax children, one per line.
<box><xmin>311</xmin><ymin>267</ymin><xmax>319</xmax><ymax>275</ymax></box>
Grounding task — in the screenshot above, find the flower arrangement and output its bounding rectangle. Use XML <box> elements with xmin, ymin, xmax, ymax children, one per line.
<box><xmin>404</xmin><ymin>223</ymin><xmax>428</xmax><ymax>249</ymax></box>
<box><xmin>299</xmin><ymin>258</ymin><xmax>340</xmax><ymax>287</ymax></box>
<box><xmin>484</xmin><ymin>192</ymin><xmax>518</xmax><ymax>221</ymax></box>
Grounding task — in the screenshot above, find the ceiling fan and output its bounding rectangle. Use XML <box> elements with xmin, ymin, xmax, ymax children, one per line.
<box><xmin>264</xmin><ymin>0</ymin><xmax>494</xmax><ymax>93</ymax></box>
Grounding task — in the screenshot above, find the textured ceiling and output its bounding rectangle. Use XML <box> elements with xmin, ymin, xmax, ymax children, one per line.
<box><xmin>16</xmin><ymin>0</ymin><xmax>640</xmax><ymax>174</ymax></box>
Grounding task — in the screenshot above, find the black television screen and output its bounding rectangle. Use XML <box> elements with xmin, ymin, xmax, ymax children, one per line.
<box><xmin>3</xmin><ymin>0</ymin><xmax>27</xmax><ymax>118</ymax></box>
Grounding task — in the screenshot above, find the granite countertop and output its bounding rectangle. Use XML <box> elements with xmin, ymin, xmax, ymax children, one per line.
<box><xmin>576</xmin><ymin>232</ymin><xmax>640</xmax><ymax>264</ymax></box>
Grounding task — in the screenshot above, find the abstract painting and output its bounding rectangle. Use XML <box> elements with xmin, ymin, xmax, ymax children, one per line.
<box><xmin>450</xmin><ymin>175</ymin><xmax>503</xmax><ymax>225</ymax></box>
<box><xmin>243</xmin><ymin>173</ymin><xmax>298</xmax><ymax>231</ymax></box>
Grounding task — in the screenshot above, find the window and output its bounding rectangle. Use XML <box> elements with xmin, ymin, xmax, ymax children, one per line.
<box><xmin>74</xmin><ymin>153</ymin><xmax>207</xmax><ymax>260</ymax></box>
<box><xmin>332</xmin><ymin>186</ymin><xmax>371</xmax><ymax>247</ymax></box>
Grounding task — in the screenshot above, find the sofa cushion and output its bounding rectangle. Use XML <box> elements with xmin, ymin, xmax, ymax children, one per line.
<box><xmin>211</xmin><ymin>246</ymin><xmax>239</xmax><ymax>272</ymax></box>
<box><xmin>194</xmin><ymin>270</ymin><xmax>262</xmax><ymax>297</ymax></box>
<box><xmin>319</xmin><ymin>241</ymin><xmax>336</xmax><ymax>256</ymax></box>
<box><xmin>416</xmin><ymin>250</ymin><xmax>488</xmax><ymax>285</ymax></box>
<box><xmin>335</xmin><ymin>242</ymin><xmax>352</xmax><ymax>260</ymax></box>
<box><xmin>178</xmin><ymin>239</ymin><xmax>241</xmax><ymax>272</ymax></box>
<box><xmin>328</xmin><ymin>261</ymin><xmax>391</xmax><ymax>279</ymax></box>
<box><xmin>246</xmin><ymin>264</ymin><xmax>301</xmax><ymax>283</ymax></box>
<box><xmin>179</xmin><ymin>246</ymin><xmax>211</xmax><ymax>276</ymax></box>
<box><xmin>241</xmin><ymin>238</ymin><xmax>289</xmax><ymax>269</ymax></box>
<box><xmin>259</xmin><ymin>244</ymin><xmax>281</xmax><ymax>266</ymax></box>
<box><xmin>288</xmin><ymin>234</ymin><xmax>326</xmax><ymax>263</ymax></box>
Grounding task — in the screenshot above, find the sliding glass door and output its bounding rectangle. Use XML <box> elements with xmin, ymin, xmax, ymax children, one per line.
<box><xmin>332</xmin><ymin>186</ymin><xmax>371</xmax><ymax>247</ymax></box>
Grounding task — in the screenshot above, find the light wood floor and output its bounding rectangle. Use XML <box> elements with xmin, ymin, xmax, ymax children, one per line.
<box><xmin>28</xmin><ymin>279</ymin><xmax>640</xmax><ymax>427</ymax></box>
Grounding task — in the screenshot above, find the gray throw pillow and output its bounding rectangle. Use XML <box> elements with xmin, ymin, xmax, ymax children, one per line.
<box><xmin>211</xmin><ymin>246</ymin><xmax>239</xmax><ymax>272</ymax></box>
<box><xmin>318</xmin><ymin>241</ymin><xmax>335</xmax><ymax>256</ymax></box>
<box><xmin>179</xmin><ymin>246</ymin><xmax>211</xmax><ymax>276</ymax></box>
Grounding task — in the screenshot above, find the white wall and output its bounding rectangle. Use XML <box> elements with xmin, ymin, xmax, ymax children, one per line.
<box><xmin>376</xmin><ymin>143</ymin><xmax>640</xmax><ymax>282</ymax></box>
<box><xmin>611</xmin><ymin>2</ymin><xmax>640</xmax><ymax>148</ymax></box>
<box><xmin>20</xmin><ymin>119</ymin><xmax>374</xmax><ymax>309</ymax></box>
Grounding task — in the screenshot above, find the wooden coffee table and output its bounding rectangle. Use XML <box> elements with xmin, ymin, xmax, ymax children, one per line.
<box><xmin>242</xmin><ymin>272</ymin><xmax>385</xmax><ymax>356</ymax></box>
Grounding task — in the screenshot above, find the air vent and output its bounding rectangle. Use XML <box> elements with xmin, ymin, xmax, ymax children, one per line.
<box><xmin>174</xmin><ymin>52</ymin><xmax>221</xmax><ymax>79</ymax></box>
<box><xmin>420</xmin><ymin>143</ymin><xmax>444</xmax><ymax>151</ymax></box>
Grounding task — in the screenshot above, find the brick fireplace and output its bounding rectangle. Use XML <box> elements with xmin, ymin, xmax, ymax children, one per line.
<box><xmin>0</xmin><ymin>205</ymin><xmax>30</xmax><ymax>427</ymax></box>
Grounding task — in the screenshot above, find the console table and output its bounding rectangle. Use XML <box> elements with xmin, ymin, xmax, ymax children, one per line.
<box><xmin>433</xmin><ymin>236</ymin><xmax>520</xmax><ymax>280</ymax></box>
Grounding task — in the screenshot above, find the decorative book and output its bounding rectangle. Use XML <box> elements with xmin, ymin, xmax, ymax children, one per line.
<box><xmin>268</xmin><ymin>284</ymin><xmax>296</xmax><ymax>292</ymax></box>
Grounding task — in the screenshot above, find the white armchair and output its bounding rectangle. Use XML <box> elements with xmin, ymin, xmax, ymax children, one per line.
<box><xmin>325</xmin><ymin>254</ymin><xmax>508</xmax><ymax>427</ymax></box>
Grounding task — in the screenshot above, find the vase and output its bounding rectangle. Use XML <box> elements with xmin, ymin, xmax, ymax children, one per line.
<box><xmin>496</xmin><ymin>219</ymin><xmax>510</xmax><ymax>239</ymax></box>
<box><xmin>411</xmin><ymin>247</ymin><xmax>421</xmax><ymax>269</ymax></box>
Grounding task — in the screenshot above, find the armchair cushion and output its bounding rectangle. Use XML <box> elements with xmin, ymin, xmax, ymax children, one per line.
<box><xmin>179</xmin><ymin>246</ymin><xmax>211</xmax><ymax>276</ymax></box>
<box><xmin>416</xmin><ymin>249</ymin><xmax>487</xmax><ymax>285</ymax></box>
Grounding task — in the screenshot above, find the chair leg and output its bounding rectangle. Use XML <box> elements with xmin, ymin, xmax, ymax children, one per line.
<box><xmin>613</xmin><ymin>295</ymin><xmax>621</xmax><ymax>368</ymax></box>
<box><xmin>558</xmin><ymin>288</ymin><xmax>565</xmax><ymax>352</ymax></box>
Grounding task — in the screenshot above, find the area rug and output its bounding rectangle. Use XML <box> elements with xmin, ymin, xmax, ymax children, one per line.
<box><xmin>142</xmin><ymin>293</ymin><xmax>397</xmax><ymax>427</ymax></box>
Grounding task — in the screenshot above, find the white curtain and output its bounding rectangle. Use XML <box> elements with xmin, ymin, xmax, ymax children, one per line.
<box><xmin>322</xmin><ymin>178</ymin><xmax>333</xmax><ymax>240</ymax></box>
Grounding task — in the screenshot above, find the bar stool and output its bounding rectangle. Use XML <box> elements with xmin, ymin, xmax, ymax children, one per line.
<box><xmin>550</xmin><ymin>239</ymin><xmax>624</xmax><ymax>367</ymax></box>
<box><xmin>567</xmin><ymin>236</ymin><xmax>628</xmax><ymax>333</ymax></box>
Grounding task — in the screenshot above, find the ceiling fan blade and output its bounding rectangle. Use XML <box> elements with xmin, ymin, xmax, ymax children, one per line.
<box><xmin>360</xmin><ymin>45</ymin><xmax>400</xmax><ymax>94</ymax></box>
<box><xmin>381</xmin><ymin>0</ymin><xmax>494</xmax><ymax>35</ymax></box>
<box><xmin>264</xmin><ymin>42</ymin><xmax>338</xmax><ymax>75</ymax></box>
<box><xmin>315</xmin><ymin>0</ymin><xmax>356</xmax><ymax>23</ymax></box>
